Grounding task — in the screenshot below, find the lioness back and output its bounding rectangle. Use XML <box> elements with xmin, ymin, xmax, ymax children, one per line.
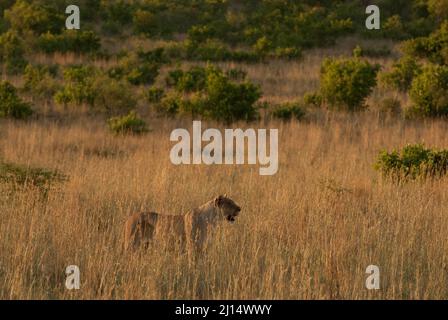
<box><xmin>124</xmin><ymin>211</ymin><xmax>159</xmax><ymax>250</ymax></box>
<box><xmin>124</xmin><ymin>211</ymin><xmax>186</xmax><ymax>250</ymax></box>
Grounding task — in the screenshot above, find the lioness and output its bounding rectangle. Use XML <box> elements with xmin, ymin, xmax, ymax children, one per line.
<box><xmin>124</xmin><ymin>195</ymin><xmax>241</xmax><ymax>251</ymax></box>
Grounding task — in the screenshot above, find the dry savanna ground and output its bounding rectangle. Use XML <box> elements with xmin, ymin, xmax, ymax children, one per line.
<box><xmin>1</xmin><ymin>40</ymin><xmax>448</xmax><ymax>299</ymax></box>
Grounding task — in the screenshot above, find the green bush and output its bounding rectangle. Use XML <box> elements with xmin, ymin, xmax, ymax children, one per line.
<box><xmin>23</xmin><ymin>64</ymin><xmax>60</xmax><ymax>100</ymax></box>
<box><xmin>109</xmin><ymin>52</ymin><xmax>160</xmax><ymax>86</ymax></box>
<box><xmin>380</xmin><ymin>56</ymin><xmax>422</xmax><ymax>92</ymax></box>
<box><xmin>403</xmin><ymin>21</ymin><xmax>448</xmax><ymax>65</ymax></box>
<box><xmin>107</xmin><ymin>111</ymin><xmax>149</xmax><ymax>135</ymax></box>
<box><xmin>55</xmin><ymin>66</ymin><xmax>137</xmax><ymax>114</ymax></box>
<box><xmin>55</xmin><ymin>66</ymin><xmax>96</xmax><ymax>107</ymax></box>
<box><xmin>408</xmin><ymin>64</ymin><xmax>448</xmax><ymax>118</ymax></box>
<box><xmin>91</xmin><ymin>75</ymin><xmax>137</xmax><ymax>114</ymax></box>
<box><xmin>160</xmin><ymin>65</ymin><xmax>261</xmax><ymax>122</ymax></box>
<box><xmin>0</xmin><ymin>81</ymin><xmax>33</xmax><ymax>119</ymax></box>
<box><xmin>166</xmin><ymin>66</ymin><xmax>207</xmax><ymax>92</ymax></box>
<box><xmin>375</xmin><ymin>144</ymin><xmax>448</xmax><ymax>181</ymax></box>
<box><xmin>0</xmin><ymin>31</ymin><xmax>27</xmax><ymax>74</ymax></box>
<box><xmin>272</xmin><ymin>102</ymin><xmax>306</xmax><ymax>121</ymax></box>
<box><xmin>147</xmin><ymin>87</ymin><xmax>165</xmax><ymax>104</ymax></box>
<box><xmin>303</xmin><ymin>92</ymin><xmax>323</xmax><ymax>108</ymax></box>
<box><xmin>320</xmin><ymin>57</ymin><xmax>380</xmax><ymax>111</ymax></box>
<box><xmin>353</xmin><ymin>45</ymin><xmax>392</xmax><ymax>58</ymax></box>
<box><xmin>0</xmin><ymin>161</ymin><xmax>67</xmax><ymax>188</ymax></box>
<box><xmin>4</xmin><ymin>0</ymin><xmax>64</xmax><ymax>35</ymax></box>
<box><xmin>37</xmin><ymin>30</ymin><xmax>101</xmax><ymax>54</ymax></box>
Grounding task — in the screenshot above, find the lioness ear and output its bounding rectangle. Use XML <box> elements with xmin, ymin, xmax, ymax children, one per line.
<box><xmin>214</xmin><ymin>195</ymin><xmax>224</xmax><ymax>207</ymax></box>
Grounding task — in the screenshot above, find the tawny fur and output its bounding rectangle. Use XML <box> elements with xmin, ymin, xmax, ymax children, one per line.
<box><xmin>124</xmin><ymin>195</ymin><xmax>241</xmax><ymax>251</ymax></box>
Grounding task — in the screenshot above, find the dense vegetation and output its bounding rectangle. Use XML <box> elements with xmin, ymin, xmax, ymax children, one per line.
<box><xmin>0</xmin><ymin>0</ymin><xmax>447</xmax><ymax>123</ymax></box>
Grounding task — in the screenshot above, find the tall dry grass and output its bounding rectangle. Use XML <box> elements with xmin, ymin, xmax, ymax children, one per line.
<box><xmin>1</xmin><ymin>114</ymin><xmax>448</xmax><ymax>299</ymax></box>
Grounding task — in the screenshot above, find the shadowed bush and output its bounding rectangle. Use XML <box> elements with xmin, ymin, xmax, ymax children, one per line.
<box><xmin>320</xmin><ymin>57</ymin><xmax>380</xmax><ymax>111</ymax></box>
<box><xmin>0</xmin><ymin>161</ymin><xmax>67</xmax><ymax>188</ymax></box>
<box><xmin>0</xmin><ymin>81</ymin><xmax>33</xmax><ymax>119</ymax></box>
<box><xmin>375</xmin><ymin>144</ymin><xmax>448</xmax><ymax>181</ymax></box>
<box><xmin>107</xmin><ymin>111</ymin><xmax>149</xmax><ymax>135</ymax></box>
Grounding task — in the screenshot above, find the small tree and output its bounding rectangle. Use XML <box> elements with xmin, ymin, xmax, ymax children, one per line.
<box><xmin>107</xmin><ymin>111</ymin><xmax>148</xmax><ymax>135</ymax></box>
<box><xmin>0</xmin><ymin>31</ymin><xmax>27</xmax><ymax>74</ymax></box>
<box><xmin>408</xmin><ymin>64</ymin><xmax>448</xmax><ymax>118</ymax></box>
<box><xmin>380</xmin><ymin>56</ymin><xmax>422</xmax><ymax>92</ymax></box>
<box><xmin>320</xmin><ymin>57</ymin><xmax>380</xmax><ymax>111</ymax></box>
<box><xmin>0</xmin><ymin>81</ymin><xmax>33</xmax><ymax>119</ymax></box>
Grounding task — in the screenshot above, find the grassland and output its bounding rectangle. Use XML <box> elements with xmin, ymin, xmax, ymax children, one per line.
<box><xmin>2</xmin><ymin>109</ymin><xmax>448</xmax><ymax>299</ymax></box>
<box><xmin>1</xmin><ymin>36</ymin><xmax>448</xmax><ymax>299</ymax></box>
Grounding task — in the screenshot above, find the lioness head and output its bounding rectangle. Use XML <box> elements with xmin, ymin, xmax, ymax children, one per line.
<box><xmin>214</xmin><ymin>194</ymin><xmax>241</xmax><ymax>223</ymax></box>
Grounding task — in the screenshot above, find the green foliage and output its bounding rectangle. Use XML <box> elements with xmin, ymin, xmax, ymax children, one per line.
<box><xmin>166</xmin><ymin>66</ymin><xmax>208</xmax><ymax>92</ymax></box>
<box><xmin>91</xmin><ymin>75</ymin><xmax>137</xmax><ymax>114</ymax></box>
<box><xmin>107</xmin><ymin>111</ymin><xmax>149</xmax><ymax>135</ymax></box>
<box><xmin>109</xmin><ymin>50</ymin><xmax>161</xmax><ymax>86</ymax></box>
<box><xmin>37</xmin><ymin>30</ymin><xmax>101</xmax><ymax>54</ymax></box>
<box><xmin>380</xmin><ymin>56</ymin><xmax>422</xmax><ymax>92</ymax></box>
<box><xmin>375</xmin><ymin>144</ymin><xmax>448</xmax><ymax>181</ymax></box>
<box><xmin>146</xmin><ymin>87</ymin><xmax>165</xmax><ymax>104</ymax></box>
<box><xmin>320</xmin><ymin>57</ymin><xmax>380</xmax><ymax>111</ymax></box>
<box><xmin>382</xmin><ymin>15</ymin><xmax>408</xmax><ymax>40</ymax></box>
<box><xmin>303</xmin><ymin>92</ymin><xmax>323</xmax><ymax>108</ymax></box>
<box><xmin>0</xmin><ymin>81</ymin><xmax>33</xmax><ymax>119</ymax></box>
<box><xmin>159</xmin><ymin>66</ymin><xmax>261</xmax><ymax>123</ymax></box>
<box><xmin>0</xmin><ymin>31</ymin><xmax>27</xmax><ymax>74</ymax></box>
<box><xmin>55</xmin><ymin>66</ymin><xmax>96</xmax><ymax>107</ymax></box>
<box><xmin>0</xmin><ymin>161</ymin><xmax>67</xmax><ymax>188</ymax></box>
<box><xmin>272</xmin><ymin>102</ymin><xmax>306</xmax><ymax>121</ymax></box>
<box><xmin>427</xmin><ymin>0</ymin><xmax>448</xmax><ymax>20</ymax></box>
<box><xmin>403</xmin><ymin>21</ymin><xmax>448</xmax><ymax>65</ymax></box>
<box><xmin>4</xmin><ymin>0</ymin><xmax>64</xmax><ymax>35</ymax></box>
<box><xmin>166</xmin><ymin>40</ymin><xmax>261</xmax><ymax>63</ymax></box>
<box><xmin>55</xmin><ymin>66</ymin><xmax>136</xmax><ymax>114</ymax></box>
<box><xmin>353</xmin><ymin>45</ymin><xmax>392</xmax><ymax>58</ymax></box>
<box><xmin>23</xmin><ymin>64</ymin><xmax>60</xmax><ymax>100</ymax></box>
<box><xmin>100</xmin><ymin>0</ymin><xmax>134</xmax><ymax>34</ymax></box>
<box><xmin>408</xmin><ymin>64</ymin><xmax>448</xmax><ymax>118</ymax></box>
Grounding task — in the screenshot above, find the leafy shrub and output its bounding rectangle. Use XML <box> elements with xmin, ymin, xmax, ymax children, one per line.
<box><xmin>91</xmin><ymin>75</ymin><xmax>137</xmax><ymax>114</ymax></box>
<box><xmin>0</xmin><ymin>81</ymin><xmax>33</xmax><ymax>119</ymax></box>
<box><xmin>380</xmin><ymin>56</ymin><xmax>422</xmax><ymax>92</ymax></box>
<box><xmin>107</xmin><ymin>111</ymin><xmax>149</xmax><ymax>135</ymax></box>
<box><xmin>100</xmin><ymin>0</ymin><xmax>134</xmax><ymax>34</ymax></box>
<box><xmin>320</xmin><ymin>57</ymin><xmax>380</xmax><ymax>111</ymax></box>
<box><xmin>157</xmin><ymin>92</ymin><xmax>182</xmax><ymax>117</ymax></box>
<box><xmin>408</xmin><ymin>64</ymin><xmax>448</xmax><ymax>118</ymax></box>
<box><xmin>55</xmin><ymin>66</ymin><xmax>136</xmax><ymax>114</ymax></box>
<box><xmin>165</xmin><ymin>40</ymin><xmax>261</xmax><ymax>63</ymax></box>
<box><xmin>160</xmin><ymin>66</ymin><xmax>261</xmax><ymax>122</ymax></box>
<box><xmin>0</xmin><ymin>161</ymin><xmax>67</xmax><ymax>188</ymax></box>
<box><xmin>147</xmin><ymin>87</ymin><xmax>165</xmax><ymax>104</ymax></box>
<box><xmin>353</xmin><ymin>45</ymin><xmax>392</xmax><ymax>58</ymax></box>
<box><xmin>109</xmin><ymin>52</ymin><xmax>160</xmax><ymax>86</ymax></box>
<box><xmin>272</xmin><ymin>102</ymin><xmax>306</xmax><ymax>121</ymax></box>
<box><xmin>382</xmin><ymin>15</ymin><xmax>408</xmax><ymax>40</ymax></box>
<box><xmin>37</xmin><ymin>30</ymin><xmax>101</xmax><ymax>54</ymax></box>
<box><xmin>403</xmin><ymin>21</ymin><xmax>448</xmax><ymax>65</ymax></box>
<box><xmin>166</xmin><ymin>66</ymin><xmax>207</xmax><ymax>92</ymax></box>
<box><xmin>55</xmin><ymin>66</ymin><xmax>96</xmax><ymax>107</ymax></box>
<box><xmin>303</xmin><ymin>92</ymin><xmax>323</xmax><ymax>108</ymax></box>
<box><xmin>23</xmin><ymin>64</ymin><xmax>60</xmax><ymax>100</ymax></box>
<box><xmin>4</xmin><ymin>0</ymin><xmax>64</xmax><ymax>35</ymax></box>
<box><xmin>0</xmin><ymin>31</ymin><xmax>27</xmax><ymax>74</ymax></box>
<box><xmin>375</xmin><ymin>144</ymin><xmax>448</xmax><ymax>181</ymax></box>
